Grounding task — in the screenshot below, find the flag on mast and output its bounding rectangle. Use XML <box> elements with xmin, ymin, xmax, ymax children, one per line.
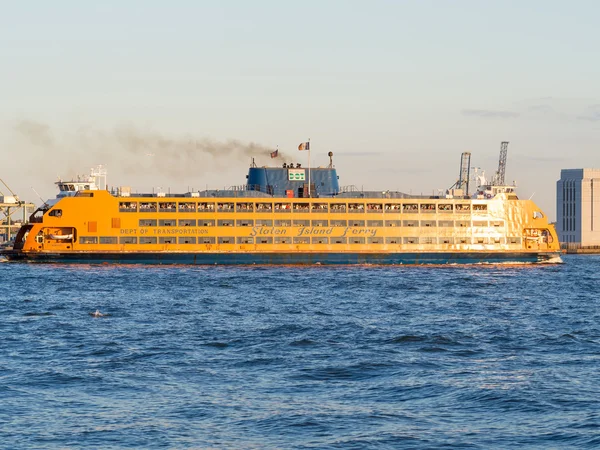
<box><xmin>298</xmin><ymin>142</ymin><xmax>310</xmax><ymax>151</ymax></box>
<box><xmin>270</xmin><ymin>149</ymin><xmax>279</xmax><ymax>158</ymax></box>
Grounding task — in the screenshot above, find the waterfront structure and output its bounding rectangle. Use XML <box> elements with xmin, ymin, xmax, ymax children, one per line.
<box><xmin>1</xmin><ymin>153</ymin><xmax>561</xmax><ymax>264</ymax></box>
<box><xmin>556</xmin><ymin>169</ymin><xmax>600</xmax><ymax>247</ymax></box>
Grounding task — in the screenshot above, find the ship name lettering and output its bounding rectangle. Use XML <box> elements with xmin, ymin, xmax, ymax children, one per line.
<box><xmin>340</xmin><ymin>227</ymin><xmax>377</xmax><ymax>237</ymax></box>
<box><xmin>296</xmin><ymin>227</ymin><xmax>334</xmax><ymax>237</ymax></box>
<box><xmin>249</xmin><ymin>227</ymin><xmax>287</xmax><ymax>237</ymax></box>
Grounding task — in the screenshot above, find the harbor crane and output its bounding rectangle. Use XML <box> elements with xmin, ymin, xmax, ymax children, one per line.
<box><xmin>448</xmin><ymin>152</ymin><xmax>471</xmax><ymax>195</ymax></box>
<box><xmin>0</xmin><ymin>177</ymin><xmax>34</xmax><ymax>243</ymax></box>
<box><xmin>492</xmin><ymin>141</ymin><xmax>509</xmax><ymax>186</ymax></box>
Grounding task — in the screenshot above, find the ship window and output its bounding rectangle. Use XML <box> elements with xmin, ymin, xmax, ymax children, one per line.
<box><xmin>293</xmin><ymin>220</ymin><xmax>310</xmax><ymax>227</ymax></box>
<box><xmin>159</xmin><ymin>202</ymin><xmax>177</xmax><ymax>212</ymax></box>
<box><xmin>473</xmin><ymin>204</ymin><xmax>487</xmax><ymax>212</ymax></box>
<box><xmin>493</xmin><ymin>221</ymin><xmax>504</xmax><ymax>227</ymax></box>
<box><xmin>159</xmin><ymin>237</ymin><xmax>175</xmax><ymax>244</ymax></box>
<box><xmin>384</xmin><ymin>203</ymin><xmax>401</xmax><ymax>212</ymax></box>
<box><xmin>257</xmin><ymin>237</ymin><xmax>273</xmax><ymax>244</ymax></box>
<box><xmin>255</xmin><ymin>219</ymin><xmax>273</xmax><ymax>226</ymax></box>
<box><xmin>311</xmin><ymin>237</ymin><xmax>329</xmax><ymax>244</ymax></box>
<box><xmin>159</xmin><ymin>219</ymin><xmax>176</xmax><ymax>227</ymax></box>
<box><xmin>197</xmin><ymin>202</ymin><xmax>215</xmax><ymax>212</ymax></box>
<box><xmin>200</xmin><ymin>219</ymin><xmax>215</xmax><ymax>227</ymax></box>
<box><xmin>438</xmin><ymin>220</ymin><xmax>454</xmax><ymax>227</ymax></box>
<box><xmin>77</xmin><ymin>192</ymin><xmax>94</xmax><ymax>197</ymax></box>
<box><xmin>420</xmin><ymin>204</ymin><xmax>436</xmax><ymax>213</ymax></box>
<box><xmin>368</xmin><ymin>237</ymin><xmax>383</xmax><ymax>244</ymax></box>
<box><xmin>218</xmin><ymin>237</ymin><xmax>234</xmax><ymax>244</ymax></box>
<box><xmin>236</xmin><ymin>237</ymin><xmax>253</xmax><ymax>244</ymax></box>
<box><xmin>200</xmin><ymin>237</ymin><xmax>216</xmax><ymax>244</ymax></box>
<box><xmin>274</xmin><ymin>219</ymin><xmax>291</xmax><ymax>227</ymax></box>
<box><xmin>293</xmin><ymin>203</ymin><xmax>310</xmax><ymax>212</ymax></box>
<box><xmin>421</xmin><ymin>220</ymin><xmax>436</xmax><ymax>227</ymax></box>
<box><xmin>330</xmin><ymin>203</ymin><xmax>347</xmax><ymax>213</ymax></box>
<box><xmin>312</xmin><ymin>220</ymin><xmax>329</xmax><ymax>227</ymax></box>
<box><xmin>68</xmin><ymin>184</ymin><xmax>75</xmax><ymax>191</ymax></box>
<box><xmin>331</xmin><ymin>220</ymin><xmax>347</xmax><ymax>227</ymax></box>
<box><xmin>311</xmin><ymin>203</ymin><xmax>328</xmax><ymax>212</ymax></box>
<box><xmin>139</xmin><ymin>202</ymin><xmax>157</xmax><ymax>212</ymax></box>
<box><xmin>119</xmin><ymin>202</ymin><xmax>137</xmax><ymax>212</ymax></box>
<box><xmin>403</xmin><ymin>237</ymin><xmax>418</xmax><ymax>244</ymax></box>
<box><xmin>236</xmin><ymin>219</ymin><xmax>254</xmax><ymax>227</ymax></box>
<box><xmin>366</xmin><ymin>203</ymin><xmax>383</xmax><ymax>212</ymax></box>
<box><xmin>79</xmin><ymin>236</ymin><xmax>98</xmax><ymax>244</ymax></box>
<box><xmin>420</xmin><ymin>237</ymin><xmax>436</xmax><ymax>244</ymax></box>
<box><xmin>533</xmin><ymin>211</ymin><xmax>544</xmax><ymax>219</ymax></box>
<box><xmin>218</xmin><ymin>219</ymin><xmax>235</xmax><ymax>227</ymax></box>
<box><xmin>99</xmin><ymin>237</ymin><xmax>117</xmax><ymax>244</ymax></box>
<box><xmin>438</xmin><ymin>204</ymin><xmax>453</xmax><ymax>212</ymax></box>
<box><xmin>456</xmin><ymin>220</ymin><xmax>469</xmax><ymax>228</ymax></box>
<box><xmin>508</xmin><ymin>237</ymin><xmax>521</xmax><ymax>244</ymax></box>
<box><xmin>350</xmin><ymin>220</ymin><xmax>365</xmax><ymax>227</ymax></box>
<box><xmin>48</xmin><ymin>209</ymin><xmax>62</xmax><ymax>217</ymax></box>
<box><xmin>178</xmin><ymin>202</ymin><xmax>197</xmax><ymax>212</ymax></box>
<box><xmin>236</xmin><ymin>202</ymin><xmax>254</xmax><ymax>212</ymax></box>
<box><xmin>403</xmin><ymin>204</ymin><xmax>418</xmax><ymax>213</ymax></box>
<box><xmin>493</xmin><ymin>237</ymin><xmax>503</xmax><ymax>244</ymax></box>
<box><xmin>120</xmin><ymin>237</ymin><xmax>137</xmax><ymax>244</ymax></box>
<box><xmin>473</xmin><ymin>220</ymin><xmax>488</xmax><ymax>227</ymax></box>
<box><xmin>274</xmin><ymin>203</ymin><xmax>292</xmax><ymax>211</ymax></box>
<box><xmin>440</xmin><ymin>237</ymin><xmax>454</xmax><ymax>244</ymax></box>
<box><xmin>275</xmin><ymin>237</ymin><xmax>292</xmax><ymax>244</ymax></box>
<box><xmin>178</xmin><ymin>219</ymin><xmax>196</xmax><ymax>227</ymax></box>
<box><xmin>403</xmin><ymin>220</ymin><xmax>419</xmax><ymax>227</ymax></box>
<box><xmin>350</xmin><ymin>237</ymin><xmax>365</xmax><ymax>244</ymax></box>
<box><xmin>139</xmin><ymin>219</ymin><xmax>156</xmax><ymax>227</ymax></box>
<box><xmin>293</xmin><ymin>237</ymin><xmax>310</xmax><ymax>244</ymax></box>
<box><xmin>455</xmin><ymin>204</ymin><xmax>470</xmax><ymax>212</ymax></box>
<box><xmin>140</xmin><ymin>237</ymin><xmax>157</xmax><ymax>244</ymax></box>
<box><xmin>332</xmin><ymin>237</ymin><xmax>347</xmax><ymax>244</ymax></box>
<box><xmin>217</xmin><ymin>202</ymin><xmax>234</xmax><ymax>212</ymax></box>
<box><xmin>179</xmin><ymin>237</ymin><xmax>196</xmax><ymax>244</ymax></box>
<box><xmin>256</xmin><ymin>202</ymin><xmax>273</xmax><ymax>212</ymax></box>
<box><xmin>385</xmin><ymin>220</ymin><xmax>401</xmax><ymax>227</ymax></box>
<box><xmin>367</xmin><ymin>220</ymin><xmax>383</xmax><ymax>227</ymax></box>
<box><xmin>348</xmin><ymin>203</ymin><xmax>365</xmax><ymax>212</ymax></box>
<box><xmin>385</xmin><ymin>237</ymin><xmax>400</xmax><ymax>244</ymax></box>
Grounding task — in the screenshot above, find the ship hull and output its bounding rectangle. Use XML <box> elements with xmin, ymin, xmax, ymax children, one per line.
<box><xmin>1</xmin><ymin>250</ymin><xmax>562</xmax><ymax>265</ymax></box>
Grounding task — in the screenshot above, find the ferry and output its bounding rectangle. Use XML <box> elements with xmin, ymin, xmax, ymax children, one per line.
<box><xmin>1</xmin><ymin>150</ymin><xmax>562</xmax><ymax>264</ymax></box>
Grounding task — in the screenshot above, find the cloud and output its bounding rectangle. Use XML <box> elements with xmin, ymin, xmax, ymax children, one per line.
<box><xmin>461</xmin><ymin>109</ymin><xmax>519</xmax><ymax>119</ymax></box>
<box><xmin>577</xmin><ymin>104</ymin><xmax>600</xmax><ymax>122</ymax></box>
<box><xmin>517</xmin><ymin>155</ymin><xmax>569</xmax><ymax>163</ymax></box>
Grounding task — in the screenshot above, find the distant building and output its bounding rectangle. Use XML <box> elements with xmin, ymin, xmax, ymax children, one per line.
<box><xmin>556</xmin><ymin>169</ymin><xmax>600</xmax><ymax>246</ymax></box>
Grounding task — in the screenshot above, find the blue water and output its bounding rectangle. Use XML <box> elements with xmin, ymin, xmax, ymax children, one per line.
<box><xmin>1</xmin><ymin>256</ymin><xmax>599</xmax><ymax>449</ymax></box>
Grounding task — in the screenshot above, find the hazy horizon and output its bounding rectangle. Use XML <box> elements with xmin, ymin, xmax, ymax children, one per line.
<box><xmin>2</xmin><ymin>1</ymin><xmax>599</xmax><ymax>220</ymax></box>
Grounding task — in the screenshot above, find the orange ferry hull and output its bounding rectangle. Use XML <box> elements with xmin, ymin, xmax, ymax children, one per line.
<box><xmin>1</xmin><ymin>250</ymin><xmax>561</xmax><ymax>265</ymax></box>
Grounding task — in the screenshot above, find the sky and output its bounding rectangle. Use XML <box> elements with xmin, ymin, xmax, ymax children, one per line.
<box><xmin>1</xmin><ymin>0</ymin><xmax>599</xmax><ymax>220</ymax></box>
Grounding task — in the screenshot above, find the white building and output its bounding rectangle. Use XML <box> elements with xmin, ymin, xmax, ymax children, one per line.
<box><xmin>556</xmin><ymin>169</ymin><xmax>600</xmax><ymax>246</ymax></box>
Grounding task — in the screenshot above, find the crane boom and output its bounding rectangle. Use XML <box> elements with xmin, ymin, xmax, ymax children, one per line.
<box><xmin>494</xmin><ymin>141</ymin><xmax>509</xmax><ymax>186</ymax></box>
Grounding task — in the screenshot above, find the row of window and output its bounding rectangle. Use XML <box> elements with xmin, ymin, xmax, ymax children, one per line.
<box><xmin>119</xmin><ymin>201</ymin><xmax>487</xmax><ymax>214</ymax></box>
<box><xmin>138</xmin><ymin>219</ymin><xmax>505</xmax><ymax>228</ymax></box>
<box><xmin>80</xmin><ymin>236</ymin><xmax>522</xmax><ymax>245</ymax></box>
